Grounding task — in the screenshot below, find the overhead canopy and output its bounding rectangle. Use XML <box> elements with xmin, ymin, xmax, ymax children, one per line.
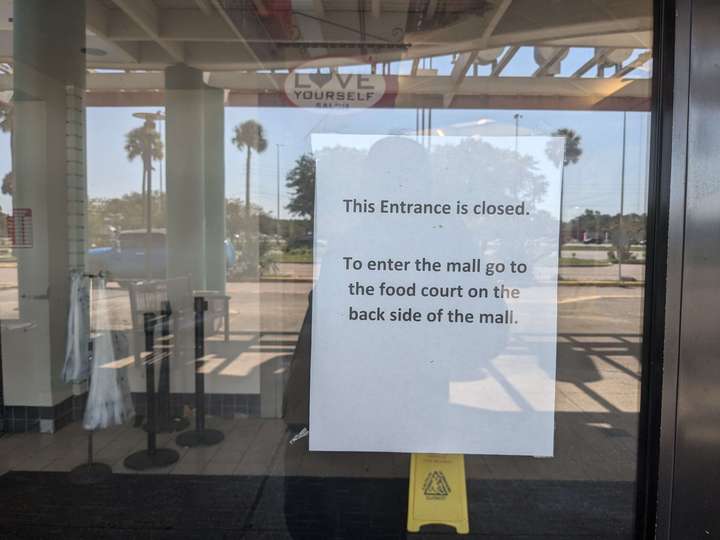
<box><xmin>0</xmin><ymin>0</ymin><xmax>653</xmax><ymax>110</ymax></box>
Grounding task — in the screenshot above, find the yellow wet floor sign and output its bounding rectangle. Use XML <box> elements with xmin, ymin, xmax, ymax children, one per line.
<box><xmin>407</xmin><ymin>453</ymin><xmax>469</xmax><ymax>534</ymax></box>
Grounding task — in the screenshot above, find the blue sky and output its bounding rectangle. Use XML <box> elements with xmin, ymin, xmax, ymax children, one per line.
<box><xmin>0</xmin><ymin>46</ymin><xmax>652</xmax><ymax>222</ymax></box>
<box><xmin>79</xmin><ymin>104</ymin><xmax>649</xmax><ymax>222</ymax></box>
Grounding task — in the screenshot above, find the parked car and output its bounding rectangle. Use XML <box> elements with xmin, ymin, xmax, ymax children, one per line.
<box><xmin>87</xmin><ymin>229</ymin><xmax>237</xmax><ymax>282</ymax></box>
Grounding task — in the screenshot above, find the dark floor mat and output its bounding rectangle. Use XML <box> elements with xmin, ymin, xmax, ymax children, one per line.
<box><xmin>0</xmin><ymin>472</ymin><xmax>634</xmax><ymax>539</ymax></box>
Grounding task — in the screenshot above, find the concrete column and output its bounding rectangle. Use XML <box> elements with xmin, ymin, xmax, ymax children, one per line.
<box><xmin>165</xmin><ymin>65</ymin><xmax>206</xmax><ymax>393</ymax></box>
<box><xmin>204</xmin><ymin>87</ymin><xmax>226</xmax><ymax>293</ymax></box>
<box><xmin>165</xmin><ymin>65</ymin><xmax>206</xmax><ymax>291</ymax></box>
<box><xmin>4</xmin><ymin>1</ymin><xmax>85</xmax><ymax>415</ymax></box>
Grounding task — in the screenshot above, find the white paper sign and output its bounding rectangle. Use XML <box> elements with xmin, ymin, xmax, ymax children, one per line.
<box><xmin>309</xmin><ymin>134</ymin><xmax>564</xmax><ymax>455</ymax></box>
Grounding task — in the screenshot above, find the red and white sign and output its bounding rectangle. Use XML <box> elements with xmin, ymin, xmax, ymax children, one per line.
<box><xmin>283</xmin><ymin>69</ymin><xmax>396</xmax><ymax>109</ymax></box>
<box><xmin>7</xmin><ymin>208</ymin><xmax>33</xmax><ymax>248</ymax></box>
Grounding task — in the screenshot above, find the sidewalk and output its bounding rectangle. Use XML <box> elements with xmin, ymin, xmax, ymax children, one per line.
<box><xmin>264</xmin><ymin>262</ymin><xmax>646</xmax><ymax>287</ymax></box>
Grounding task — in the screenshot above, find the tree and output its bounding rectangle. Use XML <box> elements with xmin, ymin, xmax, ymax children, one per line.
<box><xmin>124</xmin><ymin>119</ymin><xmax>164</xmax><ymax>201</ymax></box>
<box><xmin>0</xmin><ymin>100</ymin><xmax>13</xmax><ymax>196</ymax></box>
<box><xmin>225</xmin><ymin>198</ymin><xmax>269</xmax><ymax>238</ymax></box>
<box><xmin>88</xmin><ymin>192</ymin><xmax>167</xmax><ymax>247</ymax></box>
<box><xmin>285</xmin><ymin>153</ymin><xmax>315</xmax><ymax>220</ymax></box>
<box><xmin>568</xmin><ymin>209</ymin><xmax>646</xmax><ymax>246</ymax></box>
<box><xmin>548</xmin><ymin>128</ymin><xmax>583</xmax><ymax>243</ymax></box>
<box><xmin>124</xmin><ymin>116</ymin><xmax>164</xmax><ymax>278</ymax></box>
<box><xmin>232</xmin><ymin>120</ymin><xmax>268</xmax><ymax>220</ymax></box>
<box><xmin>554</xmin><ymin>128</ymin><xmax>582</xmax><ymax>166</ymax></box>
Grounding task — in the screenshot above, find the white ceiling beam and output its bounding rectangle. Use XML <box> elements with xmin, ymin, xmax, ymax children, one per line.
<box><xmin>613</xmin><ymin>51</ymin><xmax>652</xmax><ymax>78</ymax></box>
<box><xmin>208</xmin><ymin>72</ymin><xmax>650</xmax><ymax>100</ymax></box>
<box><xmin>532</xmin><ymin>47</ymin><xmax>569</xmax><ymax>77</ymax></box>
<box><xmin>443</xmin><ymin>0</ymin><xmax>513</xmax><ymax>107</ymax></box>
<box><xmin>408</xmin><ymin>12</ymin><xmax>650</xmax><ymax>62</ymax></box>
<box><xmin>111</xmin><ymin>0</ymin><xmax>185</xmax><ymax>62</ymax></box>
<box><xmin>86</xmin><ymin>0</ymin><xmax>141</xmax><ymax>63</ymax></box>
<box><xmin>194</xmin><ymin>0</ymin><xmax>214</xmax><ymax>15</ymax></box>
<box><xmin>210</xmin><ymin>0</ymin><xmax>256</xmax><ymax>44</ymax></box>
<box><xmin>442</xmin><ymin>51</ymin><xmax>476</xmax><ymax>107</ymax></box>
<box><xmin>490</xmin><ymin>45</ymin><xmax>518</xmax><ymax>77</ymax></box>
<box><xmin>207</xmin><ymin>1</ymin><xmax>276</xmax><ymax>84</ymax></box>
<box><xmin>109</xmin><ymin>9</ymin><xmax>237</xmax><ymax>41</ymax></box>
<box><xmin>480</xmin><ymin>0</ymin><xmax>514</xmax><ymax>41</ymax></box>
<box><xmin>425</xmin><ymin>0</ymin><xmax>438</xmax><ymax>19</ymax></box>
<box><xmin>449</xmin><ymin>52</ymin><xmax>476</xmax><ymax>81</ymax></box>
<box><xmin>0</xmin><ymin>72</ymin><xmax>651</xmax><ymax>106</ymax></box>
<box><xmin>541</xmin><ymin>31</ymin><xmax>652</xmax><ymax>49</ymax></box>
<box><xmin>489</xmin><ymin>17</ymin><xmax>651</xmax><ymax>50</ymax></box>
<box><xmin>411</xmin><ymin>58</ymin><xmax>420</xmax><ymax>75</ymax></box>
<box><xmin>572</xmin><ymin>48</ymin><xmax>608</xmax><ymax>78</ymax></box>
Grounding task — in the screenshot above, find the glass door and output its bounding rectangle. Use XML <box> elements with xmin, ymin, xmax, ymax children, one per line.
<box><xmin>0</xmin><ymin>1</ymin><xmax>657</xmax><ymax>538</ymax></box>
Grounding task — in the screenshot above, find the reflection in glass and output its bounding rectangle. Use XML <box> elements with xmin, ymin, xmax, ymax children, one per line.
<box><xmin>0</xmin><ymin>1</ymin><xmax>653</xmax><ymax>537</ymax></box>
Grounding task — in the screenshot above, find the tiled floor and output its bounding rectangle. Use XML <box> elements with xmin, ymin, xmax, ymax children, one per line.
<box><xmin>0</xmin><ymin>282</ymin><xmax>644</xmax><ymax>484</ymax></box>
<box><xmin>0</xmin><ymin>417</ymin><xmax>283</xmax><ymax>477</ymax></box>
<box><xmin>0</xmin><ymin>407</ymin><xmax>637</xmax><ymax>484</ymax></box>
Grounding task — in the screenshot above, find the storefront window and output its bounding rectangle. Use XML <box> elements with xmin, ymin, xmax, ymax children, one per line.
<box><xmin>0</xmin><ymin>1</ymin><xmax>653</xmax><ymax>537</ymax></box>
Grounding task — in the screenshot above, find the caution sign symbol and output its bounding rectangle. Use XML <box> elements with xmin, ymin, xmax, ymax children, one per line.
<box><xmin>422</xmin><ymin>471</ymin><xmax>452</xmax><ymax>499</ymax></box>
<box><xmin>407</xmin><ymin>454</ymin><xmax>469</xmax><ymax>534</ymax></box>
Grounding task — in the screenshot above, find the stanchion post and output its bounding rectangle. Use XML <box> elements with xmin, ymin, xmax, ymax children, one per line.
<box><xmin>157</xmin><ymin>302</ymin><xmax>170</xmax><ymax>427</ymax></box>
<box><xmin>175</xmin><ymin>296</ymin><xmax>224</xmax><ymax>448</ymax></box>
<box><xmin>195</xmin><ymin>296</ymin><xmax>205</xmax><ymax>432</ymax></box>
<box><xmin>151</xmin><ymin>301</ymin><xmax>189</xmax><ymax>433</ymax></box>
<box><xmin>145</xmin><ymin>312</ymin><xmax>157</xmax><ymax>454</ymax></box>
<box><xmin>124</xmin><ymin>311</ymin><xmax>180</xmax><ymax>470</ymax></box>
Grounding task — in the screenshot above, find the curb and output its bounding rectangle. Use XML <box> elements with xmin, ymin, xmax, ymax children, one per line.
<box><xmin>558</xmin><ymin>280</ymin><xmax>645</xmax><ymax>287</ymax></box>
<box><xmin>255</xmin><ymin>277</ymin><xmax>645</xmax><ymax>287</ymax></box>
<box><xmin>257</xmin><ymin>277</ymin><xmax>314</xmax><ymax>284</ymax></box>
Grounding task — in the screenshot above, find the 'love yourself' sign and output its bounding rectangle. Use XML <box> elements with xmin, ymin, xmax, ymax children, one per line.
<box><xmin>284</xmin><ymin>68</ymin><xmax>394</xmax><ymax>109</ymax></box>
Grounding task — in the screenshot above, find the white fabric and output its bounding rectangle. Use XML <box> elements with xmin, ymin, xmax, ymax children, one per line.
<box><xmin>83</xmin><ymin>278</ymin><xmax>135</xmax><ymax>430</ymax></box>
<box><xmin>62</xmin><ymin>271</ymin><xmax>90</xmax><ymax>383</ymax></box>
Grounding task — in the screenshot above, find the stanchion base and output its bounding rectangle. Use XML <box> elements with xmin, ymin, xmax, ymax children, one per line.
<box><xmin>123</xmin><ymin>448</ymin><xmax>179</xmax><ymax>471</ymax></box>
<box><xmin>145</xmin><ymin>416</ymin><xmax>191</xmax><ymax>434</ymax></box>
<box><xmin>69</xmin><ymin>462</ymin><xmax>112</xmax><ymax>485</ymax></box>
<box><xmin>176</xmin><ymin>429</ymin><xmax>224</xmax><ymax>448</ymax></box>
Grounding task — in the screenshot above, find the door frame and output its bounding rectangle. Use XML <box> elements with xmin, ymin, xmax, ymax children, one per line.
<box><xmin>643</xmin><ymin>0</ymin><xmax>720</xmax><ymax>537</ymax></box>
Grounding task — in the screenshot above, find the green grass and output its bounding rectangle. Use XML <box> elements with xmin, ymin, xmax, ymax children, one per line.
<box><xmin>276</xmin><ymin>249</ymin><xmax>313</xmax><ymax>264</ymax></box>
<box><xmin>274</xmin><ymin>248</ymin><xmax>642</xmax><ymax>267</ymax></box>
<box><xmin>607</xmin><ymin>258</ymin><xmax>646</xmax><ymax>265</ymax></box>
<box><xmin>561</xmin><ymin>244</ymin><xmax>645</xmax><ymax>252</ymax></box>
<box><xmin>559</xmin><ymin>257</ymin><xmax>611</xmax><ymax>267</ymax></box>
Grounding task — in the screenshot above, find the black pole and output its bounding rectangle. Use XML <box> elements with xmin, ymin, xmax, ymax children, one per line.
<box><xmin>145</xmin><ymin>312</ymin><xmax>157</xmax><ymax>454</ymax></box>
<box><xmin>176</xmin><ymin>296</ymin><xmax>224</xmax><ymax>448</ymax></box>
<box><xmin>88</xmin><ymin>430</ymin><xmax>93</xmax><ymax>465</ymax></box>
<box><xmin>153</xmin><ymin>301</ymin><xmax>189</xmax><ymax>433</ymax></box>
<box><xmin>124</xmin><ymin>311</ymin><xmax>179</xmax><ymax>470</ymax></box>
<box><xmin>157</xmin><ymin>302</ymin><xmax>170</xmax><ymax>426</ymax></box>
<box><xmin>195</xmin><ymin>296</ymin><xmax>205</xmax><ymax>432</ymax></box>
<box><xmin>70</xmin><ymin>404</ymin><xmax>113</xmax><ymax>484</ymax></box>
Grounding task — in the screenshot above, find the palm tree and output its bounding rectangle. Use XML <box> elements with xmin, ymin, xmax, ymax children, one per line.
<box><xmin>232</xmin><ymin>120</ymin><xmax>268</xmax><ymax>220</ymax></box>
<box><xmin>553</xmin><ymin>128</ymin><xmax>582</xmax><ymax>167</ymax></box>
<box><xmin>549</xmin><ymin>128</ymin><xmax>582</xmax><ymax>244</ymax></box>
<box><xmin>125</xmin><ymin>116</ymin><xmax>164</xmax><ymax>278</ymax></box>
<box><xmin>125</xmin><ymin>119</ymin><xmax>164</xmax><ymax>202</ymax></box>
